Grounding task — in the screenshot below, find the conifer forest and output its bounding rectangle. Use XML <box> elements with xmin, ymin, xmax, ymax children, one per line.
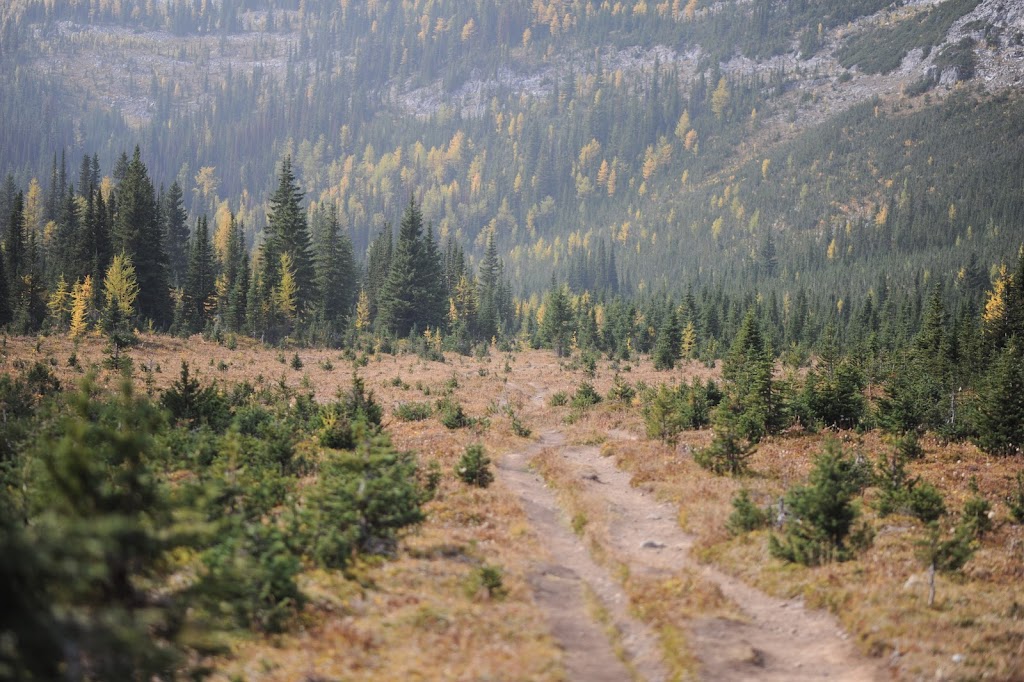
<box><xmin>1</xmin><ymin>0</ymin><xmax>1024</xmax><ymax>680</ymax></box>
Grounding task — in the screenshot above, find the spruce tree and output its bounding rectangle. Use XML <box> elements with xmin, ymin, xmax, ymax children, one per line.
<box><xmin>312</xmin><ymin>203</ymin><xmax>357</xmax><ymax>328</ymax></box>
<box><xmin>364</xmin><ymin>225</ymin><xmax>393</xmax><ymax>319</ymax></box>
<box><xmin>974</xmin><ymin>342</ymin><xmax>1024</xmax><ymax>456</ymax></box>
<box><xmin>378</xmin><ymin>198</ymin><xmax>444</xmax><ymax>337</ymax></box>
<box><xmin>262</xmin><ymin>157</ymin><xmax>315</xmax><ymax>315</ymax></box>
<box><xmin>477</xmin><ymin>232</ymin><xmax>502</xmax><ymax>340</ymax></box>
<box><xmin>183</xmin><ymin>215</ymin><xmax>217</xmax><ymax>333</ymax></box>
<box><xmin>163</xmin><ymin>180</ymin><xmax>189</xmax><ymax>288</ymax></box>
<box><xmin>540</xmin><ymin>282</ymin><xmax>574</xmax><ymax>357</ymax></box>
<box><xmin>83</xmin><ymin>188</ymin><xmax>112</xmax><ymax>304</ymax></box>
<box><xmin>653</xmin><ymin>306</ymin><xmax>682</xmax><ymax>370</ymax></box>
<box><xmin>220</xmin><ymin>212</ymin><xmax>249</xmax><ymax>332</ymax></box>
<box><xmin>112</xmin><ymin>148</ymin><xmax>171</xmax><ymax>327</ymax></box>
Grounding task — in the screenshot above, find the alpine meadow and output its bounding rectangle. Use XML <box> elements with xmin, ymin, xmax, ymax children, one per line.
<box><xmin>3</xmin><ymin>0</ymin><xmax>1024</xmax><ymax>680</ymax></box>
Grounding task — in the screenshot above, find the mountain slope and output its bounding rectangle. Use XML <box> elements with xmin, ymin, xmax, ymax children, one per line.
<box><xmin>2</xmin><ymin>0</ymin><xmax>1023</xmax><ymax>296</ymax></box>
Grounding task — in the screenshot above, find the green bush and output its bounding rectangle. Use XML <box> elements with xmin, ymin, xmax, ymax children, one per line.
<box><xmin>548</xmin><ymin>391</ymin><xmax>569</xmax><ymax>407</ymax></box>
<box><xmin>307</xmin><ymin>433</ymin><xmax>425</xmax><ymax>567</ymax></box>
<box><xmin>770</xmin><ymin>439</ymin><xmax>868</xmax><ymax>565</ymax></box>
<box><xmin>570</xmin><ymin>381</ymin><xmax>601</xmax><ymax>409</ymax></box>
<box><xmin>726</xmin><ymin>489</ymin><xmax>769</xmax><ymax>535</ymax></box>
<box><xmin>607</xmin><ymin>374</ymin><xmax>635</xmax><ymax>403</ymax></box>
<box><xmin>394</xmin><ymin>401</ymin><xmax>432</xmax><ymax>422</ymax></box>
<box><xmin>456</xmin><ymin>444</ymin><xmax>493</xmax><ymax>488</ymax></box>
<box><xmin>437</xmin><ymin>397</ymin><xmax>471</xmax><ymax>429</ymax></box>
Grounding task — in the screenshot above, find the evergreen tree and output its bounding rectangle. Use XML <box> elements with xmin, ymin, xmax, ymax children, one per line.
<box><xmin>312</xmin><ymin>203</ymin><xmax>357</xmax><ymax>328</ymax></box>
<box><xmin>83</xmin><ymin>188</ymin><xmax>113</xmax><ymax>304</ymax></box>
<box><xmin>540</xmin><ymin>282</ymin><xmax>574</xmax><ymax>357</ymax></box>
<box><xmin>183</xmin><ymin>215</ymin><xmax>217</xmax><ymax>333</ymax></box>
<box><xmin>0</xmin><ymin>249</ymin><xmax>10</xmax><ymax>328</ymax></box>
<box><xmin>720</xmin><ymin>309</ymin><xmax>779</xmax><ymax>441</ymax></box>
<box><xmin>262</xmin><ymin>157</ymin><xmax>315</xmax><ymax>315</ymax></box>
<box><xmin>653</xmin><ymin>306</ymin><xmax>682</xmax><ymax>370</ymax></box>
<box><xmin>5</xmin><ymin>192</ymin><xmax>25</xmax><ymax>301</ymax></box>
<box><xmin>770</xmin><ymin>439</ymin><xmax>867</xmax><ymax>565</ymax></box>
<box><xmin>219</xmin><ymin>212</ymin><xmax>249</xmax><ymax>333</ymax></box>
<box><xmin>364</xmin><ymin>225</ymin><xmax>393</xmax><ymax>319</ymax></box>
<box><xmin>0</xmin><ymin>174</ymin><xmax>17</xmax><ymax>243</ymax></box>
<box><xmin>51</xmin><ymin>186</ymin><xmax>83</xmax><ymax>282</ymax></box>
<box><xmin>973</xmin><ymin>342</ymin><xmax>1024</xmax><ymax>456</ymax></box>
<box><xmin>163</xmin><ymin>180</ymin><xmax>189</xmax><ymax>288</ymax></box>
<box><xmin>112</xmin><ymin>148</ymin><xmax>171</xmax><ymax>327</ymax></box>
<box><xmin>377</xmin><ymin>198</ymin><xmax>444</xmax><ymax>336</ymax></box>
<box><xmin>477</xmin><ymin>232</ymin><xmax>502</xmax><ymax>340</ymax></box>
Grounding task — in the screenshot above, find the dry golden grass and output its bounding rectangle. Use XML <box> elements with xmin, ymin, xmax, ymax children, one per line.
<box><xmin>4</xmin><ymin>334</ymin><xmax>564</xmax><ymax>681</ymax></box>
<box><xmin>8</xmin><ymin>334</ymin><xmax>1024</xmax><ymax>680</ymax></box>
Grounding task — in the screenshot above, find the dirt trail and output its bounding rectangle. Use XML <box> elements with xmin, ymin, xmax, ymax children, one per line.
<box><xmin>499</xmin><ymin>381</ymin><xmax>883</xmax><ymax>681</ymax></box>
<box><xmin>500</xmin><ymin>431</ymin><xmax>669</xmax><ymax>682</ymax></box>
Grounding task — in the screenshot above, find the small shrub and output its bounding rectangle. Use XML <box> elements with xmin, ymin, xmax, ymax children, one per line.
<box><xmin>907</xmin><ymin>481</ymin><xmax>946</xmax><ymax>523</ymax></box>
<box><xmin>438</xmin><ymin>397</ymin><xmax>470</xmax><ymax>429</ymax></box>
<box><xmin>607</xmin><ymin>374</ymin><xmax>635</xmax><ymax>403</ymax></box>
<box><xmin>769</xmin><ymin>439</ymin><xmax>866</xmax><ymax>565</ymax></box>
<box><xmin>394</xmin><ymin>401</ymin><xmax>432</xmax><ymax>422</ymax></box>
<box><xmin>507</xmin><ymin>408</ymin><xmax>531</xmax><ymax>437</ymax></box>
<box><xmin>694</xmin><ymin>428</ymin><xmax>754</xmax><ymax>476</ymax></box>
<box><xmin>456</xmin><ymin>444</ymin><xmax>493</xmax><ymax>487</ymax></box>
<box><xmin>444</xmin><ymin>373</ymin><xmax>459</xmax><ymax>391</ymax></box>
<box><xmin>548</xmin><ymin>391</ymin><xmax>569</xmax><ymax>407</ymax></box>
<box><xmin>290</xmin><ymin>353</ymin><xmax>303</xmax><ymax>370</ymax></box>
<box><xmin>466</xmin><ymin>564</ymin><xmax>506</xmax><ymax>600</ymax></box>
<box><xmin>726</xmin><ymin>489</ymin><xmax>769</xmax><ymax>535</ymax></box>
<box><xmin>961</xmin><ymin>484</ymin><xmax>992</xmax><ymax>538</ymax></box>
<box><xmin>570</xmin><ymin>382</ymin><xmax>601</xmax><ymax>409</ymax></box>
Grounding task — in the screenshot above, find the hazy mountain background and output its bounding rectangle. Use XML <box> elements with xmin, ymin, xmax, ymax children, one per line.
<box><xmin>3</xmin><ymin>0</ymin><xmax>1024</xmax><ymax>301</ymax></box>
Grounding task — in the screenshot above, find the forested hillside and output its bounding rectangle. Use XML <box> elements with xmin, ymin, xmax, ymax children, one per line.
<box><xmin>3</xmin><ymin>0</ymin><xmax>1024</xmax><ymax>298</ymax></box>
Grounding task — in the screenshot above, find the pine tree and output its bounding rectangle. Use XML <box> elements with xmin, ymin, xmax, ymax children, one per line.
<box><xmin>653</xmin><ymin>306</ymin><xmax>681</xmax><ymax>370</ymax></box>
<box><xmin>540</xmin><ymin>282</ymin><xmax>574</xmax><ymax>357</ymax></box>
<box><xmin>219</xmin><ymin>212</ymin><xmax>249</xmax><ymax>332</ymax></box>
<box><xmin>163</xmin><ymin>180</ymin><xmax>189</xmax><ymax>288</ymax></box>
<box><xmin>974</xmin><ymin>342</ymin><xmax>1024</xmax><ymax>456</ymax></box>
<box><xmin>262</xmin><ymin>157</ymin><xmax>315</xmax><ymax>315</ymax></box>
<box><xmin>5</xmin><ymin>192</ymin><xmax>25</xmax><ymax>300</ymax></box>
<box><xmin>0</xmin><ymin>250</ymin><xmax>10</xmax><ymax>328</ymax></box>
<box><xmin>720</xmin><ymin>309</ymin><xmax>778</xmax><ymax>442</ymax></box>
<box><xmin>364</xmin><ymin>226</ymin><xmax>393</xmax><ymax>319</ymax></box>
<box><xmin>183</xmin><ymin>215</ymin><xmax>217</xmax><ymax>333</ymax></box>
<box><xmin>51</xmin><ymin>187</ymin><xmax>83</xmax><ymax>282</ymax></box>
<box><xmin>770</xmin><ymin>439</ymin><xmax>866</xmax><ymax>565</ymax></box>
<box><xmin>378</xmin><ymin>198</ymin><xmax>444</xmax><ymax>336</ymax></box>
<box><xmin>477</xmin><ymin>232</ymin><xmax>502</xmax><ymax>340</ymax></box>
<box><xmin>112</xmin><ymin>148</ymin><xmax>171</xmax><ymax>327</ymax></box>
<box><xmin>83</xmin><ymin>188</ymin><xmax>112</xmax><ymax>302</ymax></box>
<box><xmin>312</xmin><ymin>203</ymin><xmax>357</xmax><ymax>327</ymax></box>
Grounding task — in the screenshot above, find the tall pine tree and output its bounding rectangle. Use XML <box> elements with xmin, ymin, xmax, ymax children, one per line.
<box><xmin>112</xmin><ymin>148</ymin><xmax>171</xmax><ymax>327</ymax></box>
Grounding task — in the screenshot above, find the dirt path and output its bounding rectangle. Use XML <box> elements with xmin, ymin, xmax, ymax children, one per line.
<box><xmin>499</xmin><ymin>411</ymin><xmax>884</xmax><ymax>680</ymax></box>
<box><xmin>500</xmin><ymin>431</ymin><xmax>669</xmax><ymax>682</ymax></box>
